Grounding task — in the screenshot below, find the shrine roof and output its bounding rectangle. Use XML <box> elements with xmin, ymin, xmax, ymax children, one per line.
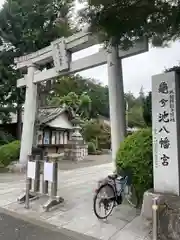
<box><xmin>0</xmin><ymin>107</ymin><xmax>74</xmax><ymax>127</ymax></box>
<box><xmin>38</xmin><ymin>107</ymin><xmax>65</xmax><ymax>124</ymax></box>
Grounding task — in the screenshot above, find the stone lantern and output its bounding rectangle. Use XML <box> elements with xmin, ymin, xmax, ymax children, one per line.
<box><xmin>64</xmin><ymin>115</ymin><xmax>88</xmax><ymax>161</ymax></box>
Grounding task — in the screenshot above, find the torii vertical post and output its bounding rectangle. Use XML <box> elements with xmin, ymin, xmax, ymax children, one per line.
<box><xmin>19</xmin><ymin>64</ymin><xmax>38</xmax><ymax>164</ymax></box>
<box><xmin>107</xmin><ymin>45</ymin><xmax>126</xmax><ymax>165</ymax></box>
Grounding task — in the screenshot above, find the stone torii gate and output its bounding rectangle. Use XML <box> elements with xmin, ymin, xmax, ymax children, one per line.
<box><xmin>15</xmin><ymin>31</ymin><xmax>148</xmax><ymax>167</ymax></box>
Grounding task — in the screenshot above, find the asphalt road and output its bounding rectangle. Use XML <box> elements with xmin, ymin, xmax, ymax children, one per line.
<box><xmin>0</xmin><ymin>209</ymin><xmax>97</xmax><ymax>240</ymax></box>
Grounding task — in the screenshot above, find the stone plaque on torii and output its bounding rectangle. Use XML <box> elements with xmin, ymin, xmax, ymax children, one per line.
<box><xmin>15</xmin><ymin>30</ymin><xmax>148</xmax><ymax>167</ymax></box>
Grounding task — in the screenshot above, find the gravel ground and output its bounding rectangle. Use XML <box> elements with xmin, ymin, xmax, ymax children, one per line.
<box><xmin>0</xmin><ymin>208</ymin><xmax>98</xmax><ymax>240</ymax></box>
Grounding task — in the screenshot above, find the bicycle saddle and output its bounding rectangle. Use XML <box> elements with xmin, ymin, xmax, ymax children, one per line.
<box><xmin>108</xmin><ymin>174</ymin><xmax>118</xmax><ymax>180</ymax></box>
<box><xmin>108</xmin><ymin>174</ymin><xmax>126</xmax><ymax>181</ymax></box>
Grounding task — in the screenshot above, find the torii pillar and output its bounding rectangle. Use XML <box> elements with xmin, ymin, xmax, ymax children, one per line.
<box><xmin>19</xmin><ymin>64</ymin><xmax>38</xmax><ymax>165</ymax></box>
<box><xmin>107</xmin><ymin>45</ymin><xmax>126</xmax><ymax>166</ymax></box>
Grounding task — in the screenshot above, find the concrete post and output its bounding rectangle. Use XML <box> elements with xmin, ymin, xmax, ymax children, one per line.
<box><xmin>107</xmin><ymin>44</ymin><xmax>126</xmax><ymax>166</ymax></box>
<box><xmin>19</xmin><ymin>64</ymin><xmax>38</xmax><ymax>164</ymax></box>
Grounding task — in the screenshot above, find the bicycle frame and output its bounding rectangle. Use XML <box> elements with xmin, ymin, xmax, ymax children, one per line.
<box><xmin>112</xmin><ymin>176</ymin><xmax>129</xmax><ymax>200</ymax></box>
<box><xmin>96</xmin><ymin>175</ymin><xmax>130</xmax><ymax>204</ymax></box>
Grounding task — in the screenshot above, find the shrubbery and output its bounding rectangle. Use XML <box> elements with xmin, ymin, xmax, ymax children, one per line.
<box><xmin>0</xmin><ymin>140</ymin><xmax>20</xmax><ymax>167</ymax></box>
<box><xmin>82</xmin><ymin>119</ymin><xmax>111</xmax><ymax>151</ymax></box>
<box><xmin>116</xmin><ymin>128</ymin><xmax>153</xmax><ymax>202</ymax></box>
<box><xmin>88</xmin><ymin>142</ymin><xmax>96</xmax><ymax>154</ymax></box>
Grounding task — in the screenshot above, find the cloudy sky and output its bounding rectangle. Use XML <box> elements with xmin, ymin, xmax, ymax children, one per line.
<box><xmin>1</xmin><ymin>0</ymin><xmax>180</xmax><ymax>96</ymax></box>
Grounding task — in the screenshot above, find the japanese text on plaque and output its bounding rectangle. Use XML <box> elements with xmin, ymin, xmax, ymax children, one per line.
<box><xmin>157</xmin><ymin>81</ymin><xmax>175</xmax><ymax>167</ymax></box>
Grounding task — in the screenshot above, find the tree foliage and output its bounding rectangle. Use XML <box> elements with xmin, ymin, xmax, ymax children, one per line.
<box><xmin>0</xmin><ymin>0</ymin><xmax>74</xmax><ymax>127</ymax></box>
<box><xmin>0</xmin><ymin>0</ymin><xmax>74</xmax><ymax>54</ymax></box>
<box><xmin>165</xmin><ymin>65</ymin><xmax>180</xmax><ymax>73</ymax></box>
<box><xmin>0</xmin><ymin>49</ymin><xmax>22</xmax><ymax>124</ymax></box>
<box><xmin>51</xmin><ymin>75</ymin><xmax>147</xmax><ymax>127</ymax></box>
<box><xmin>79</xmin><ymin>0</ymin><xmax>180</xmax><ymax>48</ymax></box>
<box><xmin>125</xmin><ymin>90</ymin><xmax>146</xmax><ymax>128</ymax></box>
<box><xmin>143</xmin><ymin>92</ymin><xmax>152</xmax><ymax>127</ymax></box>
<box><xmin>49</xmin><ymin>91</ymin><xmax>92</xmax><ymax>119</ymax></box>
<box><xmin>127</xmin><ymin>105</ymin><xmax>145</xmax><ymax>128</ymax></box>
<box><xmin>50</xmin><ymin>75</ymin><xmax>110</xmax><ymax>118</ymax></box>
<box><xmin>0</xmin><ymin>130</ymin><xmax>14</xmax><ymax>146</ymax></box>
<box><xmin>87</xmin><ymin>141</ymin><xmax>96</xmax><ymax>154</ymax></box>
<box><xmin>82</xmin><ymin>119</ymin><xmax>111</xmax><ymax>150</ymax></box>
<box><xmin>0</xmin><ymin>140</ymin><xmax>20</xmax><ymax>167</ymax></box>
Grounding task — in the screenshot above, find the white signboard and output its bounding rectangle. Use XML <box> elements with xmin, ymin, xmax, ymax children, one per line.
<box><xmin>44</xmin><ymin>162</ymin><xmax>54</xmax><ymax>182</ymax></box>
<box><xmin>152</xmin><ymin>71</ymin><xmax>180</xmax><ymax>195</ymax></box>
<box><xmin>27</xmin><ymin>161</ymin><xmax>36</xmax><ymax>180</ymax></box>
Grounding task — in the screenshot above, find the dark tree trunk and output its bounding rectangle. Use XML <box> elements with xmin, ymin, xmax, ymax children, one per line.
<box><xmin>16</xmin><ymin>103</ymin><xmax>22</xmax><ymax>140</ymax></box>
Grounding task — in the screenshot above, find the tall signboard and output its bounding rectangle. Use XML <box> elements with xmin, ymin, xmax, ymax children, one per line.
<box><xmin>152</xmin><ymin>71</ymin><xmax>180</xmax><ymax>195</ymax></box>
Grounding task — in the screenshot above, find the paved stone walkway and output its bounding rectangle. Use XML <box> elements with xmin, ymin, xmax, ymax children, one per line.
<box><xmin>0</xmin><ymin>161</ymin><xmax>151</xmax><ymax>240</ymax></box>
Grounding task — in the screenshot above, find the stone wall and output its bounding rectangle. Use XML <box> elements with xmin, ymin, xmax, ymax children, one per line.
<box><xmin>158</xmin><ymin>195</ymin><xmax>180</xmax><ymax>240</ymax></box>
<box><xmin>142</xmin><ymin>190</ymin><xmax>180</xmax><ymax>240</ymax></box>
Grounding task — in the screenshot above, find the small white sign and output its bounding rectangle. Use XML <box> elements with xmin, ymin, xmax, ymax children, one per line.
<box><xmin>44</xmin><ymin>162</ymin><xmax>54</xmax><ymax>182</ymax></box>
<box><xmin>152</xmin><ymin>71</ymin><xmax>180</xmax><ymax>195</ymax></box>
<box><xmin>27</xmin><ymin>161</ymin><xmax>36</xmax><ymax>180</ymax></box>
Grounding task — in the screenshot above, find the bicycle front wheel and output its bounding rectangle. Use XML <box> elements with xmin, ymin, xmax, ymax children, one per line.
<box><xmin>93</xmin><ymin>183</ymin><xmax>116</xmax><ymax>219</ymax></box>
<box><xmin>125</xmin><ymin>184</ymin><xmax>139</xmax><ymax>208</ymax></box>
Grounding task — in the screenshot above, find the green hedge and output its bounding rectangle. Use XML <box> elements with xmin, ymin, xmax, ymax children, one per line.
<box><xmin>0</xmin><ymin>140</ymin><xmax>20</xmax><ymax>167</ymax></box>
<box><xmin>88</xmin><ymin>142</ymin><xmax>96</xmax><ymax>154</ymax></box>
<box><xmin>82</xmin><ymin>120</ymin><xmax>111</xmax><ymax>150</ymax></box>
<box><xmin>116</xmin><ymin>128</ymin><xmax>153</xmax><ymax>202</ymax></box>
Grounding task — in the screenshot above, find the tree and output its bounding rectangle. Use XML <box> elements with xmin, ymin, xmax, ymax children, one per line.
<box><xmin>50</xmin><ymin>76</ymin><xmax>147</xmax><ymax>127</ymax></box>
<box><xmin>165</xmin><ymin>65</ymin><xmax>180</xmax><ymax>73</ymax></box>
<box><xmin>50</xmin><ymin>74</ymin><xmax>110</xmax><ymax>118</ymax></box>
<box><xmin>125</xmin><ymin>88</ymin><xmax>146</xmax><ymax>128</ymax></box>
<box><xmin>49</xmin><ymin>91</ymin><xmax>92</xmax><ymax>120</ymax></box>
<box><xmin>127</xmin><ymin>105</ymin><xmax>145</xmax><ymax>128</ymax></box>
<box><xmin>0</xmin><ymin>0</ymin><xmax>74</xmax><ymax>54</ymax></box>
<box><xmin>79</xmin><ymin>0</ymin><xmax>180</xmax><ymax>48</ymax></box>
<box><xmin>142</xmin><ymin>92</ymin><xmax>152</xmax><ymax>127</ymax></box>
<box><xmin>0</xmin><ymin>0</ymin><xmax>74</xmax><ymax>137</ymax></box>
<box><xmin>125</xmin><ymin>91</ymin><xmax>137</xmax><ymax>110</ymax></box>
<box><xmin>82</xmin><ymin>119</ymin><xmax>111</xmax><ymax>150</ymax></box>
<box><xmin>0</xmin><ymin>49</ymin><xmax>22</xmax><ymax>123</ymax></box>
<box><xmin>79</xmin><ymin>92</ymin><xmax>92</xmax><ymax>119</ymax></box>
<box><xmin>138</xmin><ymin>86</ymin><xmax>145</xmax><ymax>104</ymax></box>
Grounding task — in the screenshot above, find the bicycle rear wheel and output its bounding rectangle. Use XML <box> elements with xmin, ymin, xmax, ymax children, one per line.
<box><xmin>93</xmin><ymin>183</ymin><xmax>116</xmax><ymax>219</ymax></box>
<box><xmin>125</xmin><ymin>184</ymin><xmax>139</xmax><ymax>208</ymax></box>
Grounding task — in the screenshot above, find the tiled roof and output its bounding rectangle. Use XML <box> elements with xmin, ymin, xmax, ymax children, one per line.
<box><xmin>0</xmin><ymin>107</ymin><xmax>71</xmax><ymax>125</ymax></box>
<box><xmin>38</xmin><ymin>107</ymin><xmax>65</xmax><ymax>124</ymax></box>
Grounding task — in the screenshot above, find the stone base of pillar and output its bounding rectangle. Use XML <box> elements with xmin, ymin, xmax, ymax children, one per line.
<box><xmin>7</xmin><ymin>161</ymin><xmax>27</xmax><ymax>173</ymax></box>
<box><xmin>64</xmin><ymin>144</ymin><xmax>88</xmax><ymax>161</ymax></box>
<box><xmin>141</xmin><ymin>189</ymin><xmax>163</xmax><ymax>220</ymax></box>
<box><xmin>141</xmin><ymin>189</ymin><xmax>180</xmax><ymax>240</ymax></box>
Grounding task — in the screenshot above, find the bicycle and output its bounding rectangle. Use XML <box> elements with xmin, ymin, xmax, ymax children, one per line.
<box><xmin>93</xmin><ymin>172</ymin><xmax>139</xmax><ymax>219</ymax></box>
